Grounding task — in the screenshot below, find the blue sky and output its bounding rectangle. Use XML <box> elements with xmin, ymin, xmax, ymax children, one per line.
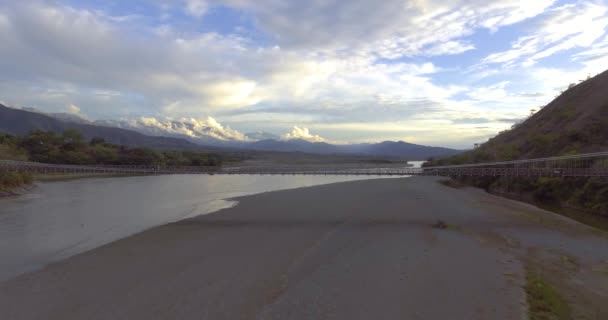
<box><xmin>1</xmin><ymin>0</ymin><xmax>607</xmax><ymax>148</ymax></box>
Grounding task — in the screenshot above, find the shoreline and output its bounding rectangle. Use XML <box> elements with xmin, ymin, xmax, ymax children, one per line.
<box><xmin>1</xmin><ymin>176</ymin><xmax>606</xmax><ymax>319</ymax></box>
<box><xmin>0</xmin><ymin>174</ymin><xmax>396</xmax><ymax>282</ymax></box>
<box><xmin>0</xmin><ymin>184</ymin><xmax>36</xmax><ymax>199</ymax></box>
<box><xmin>0</xmin><ymin>174</ymin><xmax>124</xmax><ymax>199</ymax></box>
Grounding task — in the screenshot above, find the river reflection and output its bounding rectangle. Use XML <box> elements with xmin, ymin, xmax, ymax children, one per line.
<box><xmin>0</xmin><ymin>174</ymin><xmax>400</xmax><ymax>281</ymax></box>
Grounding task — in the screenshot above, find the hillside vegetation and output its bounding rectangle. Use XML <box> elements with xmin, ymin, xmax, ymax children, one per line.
<box><xmin>0</xmin><ymin>104</ymin><xmax>203</xmax><ymax>150</ymax></box>
<box><xmin>0</xmin><ymin>130</ymin><xmax>226</xmax><ymax>166</ymax></box>
<box><xmin>0</xmin><ymin>130</ymin><xmax>229</xmax><ymax>192</ymax></box>
<box><xmin>429</xmin><ymin>70</ymin><xmax>608</xmax><ymax>222</ymax></box>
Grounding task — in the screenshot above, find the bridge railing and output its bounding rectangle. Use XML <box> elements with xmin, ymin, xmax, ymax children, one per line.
<box><xmin>0</xmin><ymin>160</ymin><xmax>417</xmax><ymax>176</ymax></box>
<box><xmin>421</xmin><ymin>151</ymin><xmax>608</xmax><ymax>177</ymax></box>
<box><xmin>2</xmin><ymin>151</ymin><xmax>608</xmax><ymax>177</ymax></box>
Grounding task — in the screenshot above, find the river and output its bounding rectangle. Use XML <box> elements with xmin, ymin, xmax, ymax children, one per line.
<box><xmin>0</xmin><ymin>174</ymin><xmax>403</xmax><ymax>281</ymax></box>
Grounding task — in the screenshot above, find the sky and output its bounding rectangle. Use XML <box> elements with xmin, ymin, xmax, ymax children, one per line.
<box><xmin>1</xmin><ymin>0</ymin><xmax>607</xmax><ymax>148</ymax></box>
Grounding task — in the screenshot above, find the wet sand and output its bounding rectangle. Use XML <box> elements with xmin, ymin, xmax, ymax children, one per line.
<box><xmin>1</xmin><ymin>177</ymin><xmax>607</xmax><ymax>319</ymax></box>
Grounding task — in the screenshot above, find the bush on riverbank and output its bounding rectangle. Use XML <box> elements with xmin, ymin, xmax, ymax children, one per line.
<box><xmin>456</xmin><ymin>176</ymin><xmax>608</xmax><ymax>218</ymax></box>
<box><xmin>0</xmin><ymin>171</ymin><xmax>33</xmax><ymax>191</ymax></box>
<box><xmin>525</xmin><ymin>271</ymin><xmax>571</xmax><ymax>320</ymax></box>
<box><xmin>0</xmin><ymin>134</ymin><xmax>29</xmax><ymax>161</ymax></box>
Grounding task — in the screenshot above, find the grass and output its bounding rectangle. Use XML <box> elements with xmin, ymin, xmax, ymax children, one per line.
<box><xmin>525</xmin><ymin>271</ymin><xmax>571</xmax><ymax>320</ymax></box>
<box><xmin>536</xmin><ymin>202</ymin><xmax>608</xmax><ymax>234</ymax></box>
<box><xmin>438</xmin><ymin>179</ymin><xmax>465</xmax><ymax>189</ymax></box>
<box><xmin>0</xmin><ymin>171</ymin><xmax>33</xmax><ymax>192</ymax></box>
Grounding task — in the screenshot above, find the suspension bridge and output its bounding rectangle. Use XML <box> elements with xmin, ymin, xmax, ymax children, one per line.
<box><xmin>1</xmin><ymin>151</ymin><xmax>608</xmax><ymax>177</ymax></box>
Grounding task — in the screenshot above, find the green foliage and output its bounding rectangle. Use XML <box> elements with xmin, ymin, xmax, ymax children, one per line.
<box><xmin>0</xmin><ymin>171</ymin><xmax>33</xmax><ymax>191</ymax></box>
<box><xmin>422</xmin><ymin>74</ymin><xmax>608</xmax><ymax>223</ymax></box>
<box><xmin>495</xmin><ymin>144</ymin><xmax>521</xmax><ymax>161</ymax></box>
<box><xmin>117</xmin><ymin>147</ymin><xmax>163</xmax><ymax>166</ymax></box>
<box><xmin>89</xmin><ymin>137</ymin><xmax>106</xmax><ymax>146</ymax></box>
<box><xmin>19</xmin><ymin>130</ymin><xmax>61</xmax><ymax>163</ymax></box>
<box><xmin>89</xmin><ymin>144</ymin><xmax>119</xmax><ymax>164</ymax></box>
<box><xmin>573</xmin><ymin>178</ymin><xmax>608</xmax><ymax>216</ymax></box>
<box><xmin>452</xmin><ymin>175</ymin><xmax>608</xmax><ymax>218</ymax></box>
<box><xmin>525</xmin><ymin>272</ymin><xmax>571</xmax><ymax>320</ymax></box>
<box><xmin>2</xmin><ymin>130</ymin><xmax>224</xmax><ymax>167</ymax></box>
<box><xmin>488</xmin><ymin>176</ymin><xmax>536</xmax><ymax>194</ymax></box>
<box><xmin>0</xmin><ymin>134</ymin><xmax>29</xmax><ymax>161</ymax></box>
<box><xmin>533</xmin><ymin>177</ymin><xmax>564</xmax><ymax>202</ymax></box>
<box><xmin>464</xmin><ymin>176</ymin><xmax>498</xmax><ymax>191</ymax></box>
<box><xmin>526</xmin><ymin>133</ymin><xmax>558</xmax><ymax>156</ymax></box>
<box><xmin>557</xmin><ymin>107</ymin><xmax>576</xmax><ymax>122</ymax></box>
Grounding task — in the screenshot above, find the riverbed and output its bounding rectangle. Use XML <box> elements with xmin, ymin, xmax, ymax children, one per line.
<box><xmin>0</xmin><ymin>174</ymin><xmax>396</xmax><ymax>281</ymax></box>
<box><xmin>1</xmin><ymin>177</ymin><xmax>607</xmax><ymax>319</ymax></box>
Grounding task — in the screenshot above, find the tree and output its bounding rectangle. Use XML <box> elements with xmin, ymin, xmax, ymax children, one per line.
<box><xmin>61</xmin><ymin>129</ymin><xmax>85</xmax><ymax>152</ymax></box>
<box><xmin>19</xmin><ymin>131</ymin><xmax>61</xmax><ymax>162</ymax></box>
<box><xmin>90</xmin><ymin>137</ymin><xmax>106</xmax><ymax>146</ymax></box>
<box><xmin>117</xmin><ymin>147</ymin><xmax>163</xmax><ymax>165</ymax></box>
<box><xmin>62</xmin><ymin>129</ymin><xmax>84</xmax><ymax>144</ymax></box>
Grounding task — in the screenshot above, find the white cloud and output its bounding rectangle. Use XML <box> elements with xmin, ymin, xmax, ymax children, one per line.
<box><xmin>573</xmin><ymin>34</ymin><xmax>608</xmax><ymax>62</ymax></box>
<box><xmin>0</xmin><ymin>0</ymin><xmax>604</xmax><ymax>148</ymax></box>
<box><xmin>184</xmin><ymin>0</ymin><xmax>209</xmax><ymax>17</ymax></box>
<box><xmin>483</xmin><ymin>2</ymin><xmax>608</xmax><ymax>67</ymax></box>
<box><xmin>126</xmin><ymin>116</ymin><xmax>249</xmax><ymax>141</ymax></box>
<box><xmin>466</xmin><ymin>81</ymin><xmax>510</xmax><ymax>102</ymax></box>
<box><xmin>67</xmin><ymin>103</ymin><xmax>81</xmax><ymax>114</ymax></box>
<box><xmin>282</xmin><ymin>126</ymin><xmax>326</xmax><ymax>142</ymax></box>
<box><xmin>424</xmin><ymin>41</ymin><xmax>475</xmax><ymax>56</ymax></box>
<box><xmin>217</xmin><ymin>0</ymin><xmax>555</xmax><ymax>59</ymax></box>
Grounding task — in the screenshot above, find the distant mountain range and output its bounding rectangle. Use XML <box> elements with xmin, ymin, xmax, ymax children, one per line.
<box><xmin>0</xmin><ymin>104</ymin><xmax>462</xmax><ymax>159</ymax></box>
<box><xmin>248</xmin><ymin>139</ymin><xmax>461</xmax><ymax>159</ymax></box>
<box><xmin>0</xmin><ymin>104</ymin><xmax>202</xmax><ymax>150</ymax></box>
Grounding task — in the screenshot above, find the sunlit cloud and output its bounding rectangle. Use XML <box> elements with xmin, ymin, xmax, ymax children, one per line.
<box><xmin>282</xmin><ymin>126</ymin><xmax>326</xmax><ymax>143</ymax></box>
<box><xmin>0</xmin><ymin>0</ymin><xmax>606</xmax><ymax>148</ymax></box>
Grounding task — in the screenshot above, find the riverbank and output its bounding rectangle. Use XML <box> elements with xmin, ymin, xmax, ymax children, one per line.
<box><xmin>0</xmin><ymin>173</ymin><xmax>136</xmax><ymax>199</ymax></box>
<box><xmin>441</xmin><ymin>177</ymin><xmax>608</xmax><ymax>232</ymax></box>
<box><xmin>0</xmin><ymin>184</ymin><xmax>36</xmax><ymax>198</ymax></box>
<box><xmin>0</xmin><ymin>171</ymin><xmax>33</xmax><ymax>198</ymax></box>
<box><xmin>1</xmin><ymin>177</ymin><xmax>607</xmax><ymax>319</ymax></box>
<box><xmin>33</xmin><ymin>172</ymin><xmax>138</xmax><ymax>182</ymax></box>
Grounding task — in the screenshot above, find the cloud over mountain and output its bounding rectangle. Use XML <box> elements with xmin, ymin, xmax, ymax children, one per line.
<box><xmin>282</xmin><ymin>126</ymin><xmax>326</xmax><ymax>143</ymax></box>
<box><xmin>97</xmin><ymin>116</ymin><xmax>249</xmax><ymax>143</ymax></box>
<box><xmin>0</xmin><ymin>0</ymin><xmax>606</xmax><ymax>148</ymax></box>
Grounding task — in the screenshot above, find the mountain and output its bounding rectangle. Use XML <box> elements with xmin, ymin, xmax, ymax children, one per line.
<box><xmin>94</xmin><ymin>119</ymin><xmax>224</xmax><ymax>146</ymax></box>
<box><xmin>429</xmin><ymin>70</ymin><xmax>608</xmax><ymax>220</ymax></box>
<box><xmin>250</xmin><ymin>139</ymin><xmax>338</xmax><ymax>154</ymax></box>
<box><xmin>457</xmin><ymin>69</ymin><xmax>608</xmax><ymax>162</ymax></box>
<box><xmin>0</xmin><ymin>104</ymin><xmax>204</xmax><ymax>150</ymax></box>
<box><xmin>249</xmin><ymin>139</ymin><xmax>461</xmax><ymax>159</ymax></box>
<box><xmin>94</xmin><ymin>117</ymin><xmax>248</xmax><ymax>146</ymax></box>
<box><xmin>357</xmin><ymin>141</ymin><xmax>462</xmax><ymax>158</ymax></box>
<box><xmin>0</xmin><ymin>104</ymin><xmax>462</xmax><ymax>158</ymax></box>
<box><xmin>245</xmin><ymin>131</ymin><xmax>280</xmax><ymax>141</ymax></box>
<box><xmin>48</xmin><ymin>112</ymin><xmax>92</xmax><ymax>124</ymax></box>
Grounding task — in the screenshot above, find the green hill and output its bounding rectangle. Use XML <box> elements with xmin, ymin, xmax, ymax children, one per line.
<box><xmin>437</xmin><ymin>70</ymin><xmax>608</xmax><ymax>165</ymax></box>
<box><xmin>430</xmin><ymin>70</ymin><xmax>608</xmax><ymax>226</ymax></box>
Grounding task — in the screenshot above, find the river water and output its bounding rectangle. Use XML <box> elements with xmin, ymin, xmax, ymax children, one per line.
<box><xmin>0</xmin><ymin>174</ymin><xmax>402</xmax><ymax>281</ymax></box>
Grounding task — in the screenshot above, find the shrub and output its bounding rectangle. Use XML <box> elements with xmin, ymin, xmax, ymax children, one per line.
<box><xmin>0</xmin><ymin>171</ymin><xmax>33</xmax><ymax>191</ymax></box>
<box><xmin>533</xmin><ymin>177</ymin><xmax>564</xmax><ymax>202</ymax></box>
